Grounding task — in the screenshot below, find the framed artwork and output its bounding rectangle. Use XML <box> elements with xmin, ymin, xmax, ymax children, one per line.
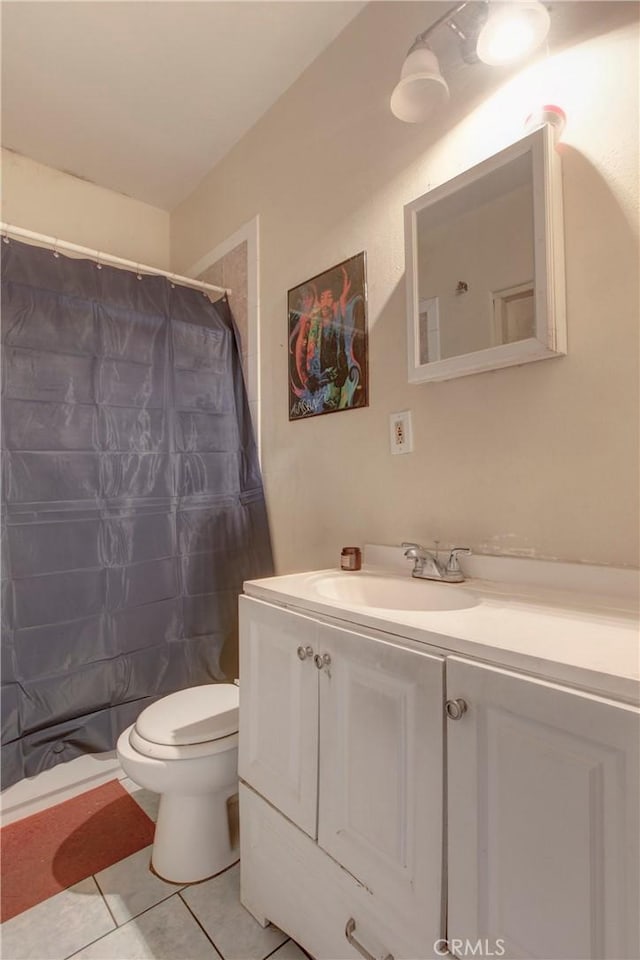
<box><xmin>288</xmin><ymin>252</ymin><xmax>368</xmax><ymax>421</ymax></box>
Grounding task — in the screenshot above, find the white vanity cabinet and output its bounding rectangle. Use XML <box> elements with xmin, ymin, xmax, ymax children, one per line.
<box><xmin>446</xmin><ymin>657</ymin><xmax>640</xmax><ymax>960</ymax></box>
<box><xmin>239</xmin><ymin>595</ymin><xmax>445</xmax><ymax>959</ymax></box>
<box><xmin>238</xmin><ymin>597</ymin><xmax>320</xmax><ymax>837</ymax></box>
<box><xmin>239</xmin><ymin>586</ymin><xmax>639</xmax><ymax>960</ymax></box>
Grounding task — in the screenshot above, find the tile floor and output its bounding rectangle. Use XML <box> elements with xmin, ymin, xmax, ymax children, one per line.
<box><xmin>0</xmin><ymin>776</ymin><xmax>307</xmax><ymax>960</ymax></box>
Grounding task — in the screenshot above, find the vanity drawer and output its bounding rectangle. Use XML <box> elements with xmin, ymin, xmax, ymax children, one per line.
<box><xmin>240</xmin><ymin>782</ymin><xmax>439</xmax><ymax>960</ymax></box>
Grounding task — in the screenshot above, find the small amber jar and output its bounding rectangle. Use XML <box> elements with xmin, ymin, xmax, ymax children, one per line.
<box><xmin>340</xmin><ymin>547</ymin><xmax>362</xmax><ymax>571</ymax></box>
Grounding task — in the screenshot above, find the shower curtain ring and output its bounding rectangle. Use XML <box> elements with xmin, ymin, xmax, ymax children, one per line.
<box><xmin>96</xmin><ymin>251</ymin><xmax>103</xmax><ymax>270</ymax></box>
<box><xmin>2</xmin><ymin>231</ymin><xmax>10</xmax><ymax>244</ymax></box>
<box><xmin>53</xmin><ymin>239</ymin><xmax>60</xmax><ymax>258</ymax></box>
<box><xmin>136</xmin><ymin>264</ymin><xmax>142</xmax><ymax>280</ymax></box>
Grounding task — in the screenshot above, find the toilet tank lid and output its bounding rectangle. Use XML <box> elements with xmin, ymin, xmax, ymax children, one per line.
<box><xmin>135</xmin><ymin>684</ymin><xmax>239</xmax><ymax>746</ymax></box>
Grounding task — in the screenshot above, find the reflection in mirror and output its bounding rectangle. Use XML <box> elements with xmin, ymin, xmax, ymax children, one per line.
<box><xmin>405</xmin><ymin>126</ymin><xmax>566</xmax><ymax>382</ymax></box>
<box><xmin>416</xmin><ymin>152</ymin><xmax>534</xmax><ymax>359</ymax></box>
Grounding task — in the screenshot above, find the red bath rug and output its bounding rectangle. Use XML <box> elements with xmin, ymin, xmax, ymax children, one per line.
<box><xmin>0</xmin><ymin>779</ymin><xmax>155</xmax><ymax>922</ymax></box>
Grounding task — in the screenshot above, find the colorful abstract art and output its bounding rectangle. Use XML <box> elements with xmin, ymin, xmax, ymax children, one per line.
<box><xmin>288</xmin><ymin>252</ymin><xmax>368</xmax><ymax>421</ymax></box>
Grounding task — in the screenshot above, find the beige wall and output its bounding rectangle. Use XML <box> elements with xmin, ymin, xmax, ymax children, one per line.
<box><xmin>1</xmin><ymin>149</ymin><xmax>170</xmax><ymax>268</ymax></box>
<box><xmin>171</xmin><ymin>1</ymin><xmax>639</xmax><ymax>572</ymax></box>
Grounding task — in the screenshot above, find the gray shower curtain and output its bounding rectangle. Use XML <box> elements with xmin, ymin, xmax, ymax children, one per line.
<box><xmin>1</xmin><ymin>239</ymin><xmax>273</xmax><ymax>788</ymax></box>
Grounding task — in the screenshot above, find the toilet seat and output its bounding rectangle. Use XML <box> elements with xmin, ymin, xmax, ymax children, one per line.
<box><xmin>130</xmin><ymin>683</ymin><xmax>239</xmax><ymax>760</ymax></box>
<box><xmin>129</xmin><ymin>726</ymin><xmax>238</xmax><ymax>761</ymax></box>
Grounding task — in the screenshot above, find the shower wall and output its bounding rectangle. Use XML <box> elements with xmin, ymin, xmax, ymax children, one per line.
<box><xmin>198</xmin><ymin>242</ymin><xmax>249</xmax><ymax>382</ymax></box>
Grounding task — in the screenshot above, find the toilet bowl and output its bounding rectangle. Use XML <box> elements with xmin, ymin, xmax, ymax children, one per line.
<box><xmin>116</xmin><ymin>683</ymin><xmax>239</xmax><ymax>884</ymax></box>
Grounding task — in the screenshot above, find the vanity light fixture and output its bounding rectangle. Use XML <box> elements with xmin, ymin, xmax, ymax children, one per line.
<box><xmin>390</xmin><ymin>0</ymin><xmax>468</xmax><ymax>124</ymax></box>
<box><xmin>477</xmin><ymin>0</ymin><xmax>550</xmax><ymax>65</ymax></box>
<box><xmin>391</xmin><ymin>0</ymin><xmax>551</xmax><ymax>123</ymax></box>
<box><xmin>390</xmin><ymin>37</ymin><xmax>450</xmax><ymax>123</ymax></box>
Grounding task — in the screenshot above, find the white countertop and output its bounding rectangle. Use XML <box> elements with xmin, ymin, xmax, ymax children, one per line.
<box><xmin>243</xmin><ymin>553</ymin><xmax>640</xmax><ymax>705</ymax></box>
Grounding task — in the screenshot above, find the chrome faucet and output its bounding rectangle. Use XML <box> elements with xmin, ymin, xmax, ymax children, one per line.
<box><xmin>402</xmin><ymin>542</ymin><xmax>471</xmax><ymax>583</ymax></box>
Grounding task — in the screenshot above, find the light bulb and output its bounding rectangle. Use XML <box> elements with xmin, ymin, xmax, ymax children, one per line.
<box><xmin>477</xmin><ymin>2</ymin><xmax>550</xmax><ymax>67</ymax></box>
<box><xmin>390</xmin><ymin>42</ymin><xmax>449</xmax><ymax>123</ymax></box>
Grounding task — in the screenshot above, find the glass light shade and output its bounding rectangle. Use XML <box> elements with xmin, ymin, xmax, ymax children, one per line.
<box><xmin>390</xmin><ymin>43</ymin><xmax>450</xmax><ymax>123</ymax></box>
<box><xmin>477</xmin><ymin>1</ymin><xmax>550</xmax><ymax>66</ymax></box>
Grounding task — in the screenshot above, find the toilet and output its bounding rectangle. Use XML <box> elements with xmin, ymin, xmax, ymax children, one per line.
<box><xmin>116</xmin><ymin>683</ymin><xmax>239</xmax><ymax>884</ymax></box>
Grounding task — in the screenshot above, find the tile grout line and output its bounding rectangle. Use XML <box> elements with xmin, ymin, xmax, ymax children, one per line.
<box><xmin>62</xmin><ymin>925</ymin><xmax>116</xmax><ymax>960</ymax></box>
<box><xmin>59</xmin><ymin>878</ymin><xmax>121</xmax><ymax>960</ymax></box>
<box><xmin>178</xmin><ymin>890</ymin><xmax>227</xmax><ymax>958</ymax></box>
<box><xmin>92</xmin><ymin>855</ymin><xmax>184</xmax><ymax>928</ymax></box>
<box><xmin>61</xmin><ymin>890</ymin><xmax>186</xmax><ymax>960</ymax></box>
<box><xmin>92</xmin><ymin>872</ymin><xmax>119</xmax><ymax>929</ymax></box>
<box><xmin>176</xmin><ymin>888</ymin><xmax>293</xmax><ymax>960</ymax></box>
<box><xmin>262</xmin><ymin>937</ymin><xmax>293</xmax><ymax>960</ymax></box>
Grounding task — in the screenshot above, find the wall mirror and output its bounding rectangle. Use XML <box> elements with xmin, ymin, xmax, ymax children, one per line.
<box><xmin>405</xmin><ymin>125</ymin><xmax>566</xmax><ymax>383</ymax></box>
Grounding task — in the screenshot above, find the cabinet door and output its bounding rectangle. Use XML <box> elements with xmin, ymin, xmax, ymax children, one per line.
<box><xmin>447</xmin><ymin>656</ymin><xmax>640</xmax><ymax>960</ymax></box>
<box><xmin>239</xmin><ymin>596</ymin><xmax>319</xmax><ymax>838</ymax></box>
<box><xmin>317</xmin><ymin>620</ymin><xmax>445</xmax><ymax>935</ymax></box>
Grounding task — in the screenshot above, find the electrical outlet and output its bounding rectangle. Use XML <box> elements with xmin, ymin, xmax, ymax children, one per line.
<box><xmin>389</xmin><ymin>410</ymin><xmax>413</xmax><ymax>455</ymax></box>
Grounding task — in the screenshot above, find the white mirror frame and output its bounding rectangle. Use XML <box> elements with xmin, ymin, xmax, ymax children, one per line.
<box><xmin>405</xmin><ymin>125</ymin><xmax>566</xmax><ymax>383</ymax></box>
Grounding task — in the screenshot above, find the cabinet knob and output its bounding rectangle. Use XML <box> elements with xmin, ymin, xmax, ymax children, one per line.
<box><xmin>314</xmin><ymin>652</ymin><xmax>331</xmax><ymax>670</ymax></box>
<box><xmin>445</xmin><ymin>698</ymin><xmax>468</xmax><ymax>720</ymax></box>
<box><xmin>297</xmin><ymin>645</ymin><xmax>313</xmax><ymax>661</ymax></box>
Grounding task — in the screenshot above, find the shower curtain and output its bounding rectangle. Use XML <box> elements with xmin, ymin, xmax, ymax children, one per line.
<box><xmin>1</xmin><ymin>239</ymin><xmax>273</xmax><ymax>788</ymax></box>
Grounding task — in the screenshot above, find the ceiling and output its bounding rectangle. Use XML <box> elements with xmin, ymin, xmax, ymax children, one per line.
<box><xmin>1</xmin><ymin>1</ymin><xmax>366</xmax><ymax>210</ymax></box>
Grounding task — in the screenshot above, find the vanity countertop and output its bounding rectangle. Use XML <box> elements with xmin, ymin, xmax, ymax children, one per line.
<box><xmin>243</xmin><ymin>554</ymin><xmax>640</xmax><ymax>705</ymax></box>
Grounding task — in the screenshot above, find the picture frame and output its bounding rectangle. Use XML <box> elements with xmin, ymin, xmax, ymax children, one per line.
<box><xmin>288</xmin><ymin>252</ymin><xmax>368</xmax><ymax>421</ymax></box>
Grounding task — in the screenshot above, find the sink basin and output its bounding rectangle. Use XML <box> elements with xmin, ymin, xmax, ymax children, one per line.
<box><xmin>313</xmin><ymin>572</ymin><xmax>477</xmax><ymax>612</ymax></box>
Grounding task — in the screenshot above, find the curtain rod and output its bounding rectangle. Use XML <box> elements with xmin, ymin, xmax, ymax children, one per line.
<box><xmin>0</xmin><ymin>221</ymin><xmax>231</xmax><ymax>299</ymax></box>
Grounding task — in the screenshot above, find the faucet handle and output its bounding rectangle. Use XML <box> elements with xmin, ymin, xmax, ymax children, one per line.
<box><xmin>402</xmin><ymin>541</ymin><xmax>424</xmax><ymax>555</ymax></box>
<box><xmin>447</xmin><ymin>547</ymin><xmax>471</xmax><ymax>573</ymax></box>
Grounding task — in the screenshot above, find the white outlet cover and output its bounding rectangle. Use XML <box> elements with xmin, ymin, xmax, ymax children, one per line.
<box><xmin>389</xmin><ymin>410</ymin><xmax>413</xmax><ymax>455</ymax></box>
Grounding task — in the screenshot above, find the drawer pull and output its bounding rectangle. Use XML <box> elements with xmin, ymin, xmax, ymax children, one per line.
<box><xmin>296</xmin><ymin>645</ymin><xmax>313</xmax><ymax>661</ymax></box>
<box><xmin>345</xmin><ymin>918</ymin><xmax>393</xmax><ymax>960</ymax></box>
